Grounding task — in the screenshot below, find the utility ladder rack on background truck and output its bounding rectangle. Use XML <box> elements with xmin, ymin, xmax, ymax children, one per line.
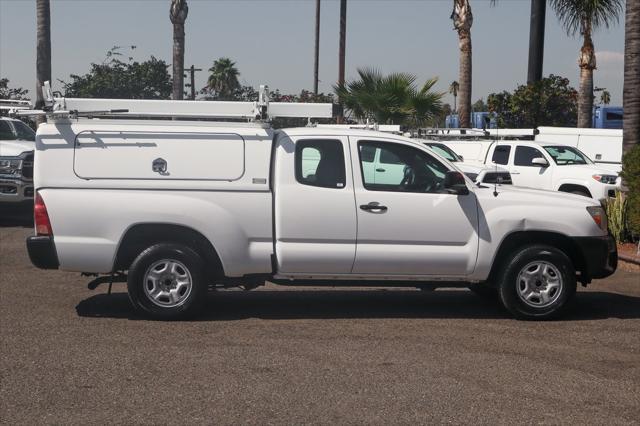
<box><xmin>12</xmin><ymin>82</ymin><xmax>334</xmax><ymax>123</ymax></box>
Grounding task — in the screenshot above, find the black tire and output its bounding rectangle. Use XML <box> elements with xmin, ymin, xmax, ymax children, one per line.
<box><xmin>497</xmin><ymin>245</ymin><xmax>576</xmax><ymax>320</ymax></box>
<box><xmin>127</xmin><ymin>243</ymin><xmax>206</xmax><ymax>320</ymax></box>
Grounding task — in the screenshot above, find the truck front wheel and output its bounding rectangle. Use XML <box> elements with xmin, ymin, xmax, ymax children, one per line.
<box><xmin>497</xmin><ymin>245</ymin><xmax>576</xmax><ymax>320</ymax></box>
<box><xmin>127</xmin><ymin>243</ymin><xmax>207</xmax><ymax>320</ymax></box>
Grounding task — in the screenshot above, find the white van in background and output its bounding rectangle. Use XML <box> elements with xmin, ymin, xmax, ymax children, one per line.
<box><xmin>535</xmin><ymin>127</ymin><xmax>622</xmax><ymax>173</ymax></box>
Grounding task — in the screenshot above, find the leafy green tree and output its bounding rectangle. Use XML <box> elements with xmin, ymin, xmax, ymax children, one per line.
<box><xmin>61</xmin><ymin>47</ymin><xmax>171</xmax><ymax>99</ymax></box>
<box><xmin>549</xmin><ymin>0</ymin><xmax>623</xmax><ymax>128</ymax></box>
<box><xmin>599</xmin><ymin>90</ymin><xmax>611</xmax><ymax>105</ymax></box>
<box><xmin>204</xmin><ymin>58</ymin><xmax>240</xmax><ymax>100</ymax></box>
<box><xmin>0</xmin><ymin>79</ymin><xmax>29</xmax><ymax>100</ymax></box>
<box><xmin>621</xmin><ymin>145</ymin><xmax>640</xmax><ymax>236</ymax></box>
<box><xmin>487</xmin><ymin>74</ymin><xmax>577</xmax><ymax>128</ymax></box>
<box><xmin>334</xmin><ymin>68</ymin><xmax>443</xmax><ymax>127</ymax></box>
<box><xmin>472</xmin><ymin>98</ymin><xmax>487</xmax><ymax>111</ymax></box>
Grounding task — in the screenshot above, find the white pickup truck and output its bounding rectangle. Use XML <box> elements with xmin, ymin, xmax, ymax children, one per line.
<box><xmin>25</xmin><ymin>96</ymin><xmax>617</xmax><ymax>321</ymax></box>
<box><xmin>444</xmin><ymin>140</ymin><xmax>621</xmax><ymax>200</ymax></box>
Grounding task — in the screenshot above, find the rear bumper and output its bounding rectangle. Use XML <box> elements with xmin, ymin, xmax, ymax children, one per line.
<box><xmin>26</xmin><ymin>236</ymin><xmax>59</xmax><ymax>269</ymax></box>
<box><xmin>573</xmin><ymin>234</ymin><xmax>617</xmax><ymax>281</ymax></box>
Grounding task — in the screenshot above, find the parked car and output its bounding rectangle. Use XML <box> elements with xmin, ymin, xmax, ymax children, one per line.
<box><xmin>443</xmin><ymin>140</ymin><xmax>620</xmax><ymax>201</ymax></box>
<box><xmin>0</xmin><ymin>116</ymin><xmax>35</xmax><ymax>206</ymax></box>
<box><xmin>422</xmin><ymin>142</ymin><xmax>512</xmax><ymax>185</ymax></box>
<box><xmin>26</xmin><ymin>96</ymin><xmax>617</xmax><ymax>321</ymax></box>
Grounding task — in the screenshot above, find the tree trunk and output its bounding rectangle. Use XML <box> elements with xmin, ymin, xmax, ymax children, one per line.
<box><xmin>577</xmin><ymin>67</ymin><xmax>593</xmax><ymax>128</ymax></box>
<box><xmin>526</xmin><ymin>0</ymin><xmax>546</xmax><ymax>84</ymax></box>
<box><xmin>453</xmin><ymin>95</ymin><xmax>457</xmax><ymax>113</ymax></box>
<box><xmin>452</xmin><ymin>0</ymin><xmax>472</xmax><ymax>128</ymax></box>
<box><xmin>578</xmin><ymin>29</ymin><xmax>596</xmax><ymax>128</ymax></box>
<box><xmin>623</xmin><ymin>0</ymin><xmax>640</xmax><ymax>154</ymax></box>
<box><xmin>314</xmin><ymin>0</ymin><xmax>320</xmax><ymax>95</ymax></box>
<box><xmin>457</xmin><ymin>30</ymin><xmax>472</xmax><ymax>128</ymax></box>
<box><xmin>172</xmin><ymin>23</ymin><xmax>185</xmax><ymax>100</ymax></box>
<box><xmin>337</xmin><ymin>0</ymin><xmax>347</xmax><ymax>123</ymax></box>
<box><xmin>35</xmin><ymin>0</ymin><xmax>51</xmax><ymax>125</ymax></box>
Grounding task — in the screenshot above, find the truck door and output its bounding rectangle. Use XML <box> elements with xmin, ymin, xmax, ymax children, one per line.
<box><xmin>273</xmin><ymin>134</ymin><xmax>357</xmax><ymax>274</ymax></box>
<box><xmin>350</xmin><ymin>138</ymin><xmax>479</xmax><ymax>276</ymax></box>
<box><xmin>510</xmin><ymin>145</ymin><xmax>554</xmax><ymax>190</ymax></box>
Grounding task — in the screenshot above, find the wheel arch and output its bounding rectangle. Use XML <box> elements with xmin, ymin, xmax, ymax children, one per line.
<box><xmin>112</xmin><ymin>223</ymin><xmax>224</xmax><ymax>279</ymax></box>
<box><xmin>486</xmin><ymin>230</ymin><xmax>587</xmax><ymax>285</ymax></box>
<box><xmin>557</xmin><ymin>183</ymin><xmax>592</xmax><ymax>198</ymax></box>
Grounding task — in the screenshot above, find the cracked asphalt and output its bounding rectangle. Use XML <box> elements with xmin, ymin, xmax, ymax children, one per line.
<box><xmin>1</xmin><ymin>220</ymin><xmax>639</xmax><ymax>425</ymax></box>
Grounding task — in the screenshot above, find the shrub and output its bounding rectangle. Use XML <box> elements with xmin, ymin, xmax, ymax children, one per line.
<box><xmin>621</xmin><ymin>144</ymin><xmax>640</xmax><ymax>239</ymax></box>
<box><xmin>605</xmin><ymin>192</ymin><xmax>628</xmax><ymax>242</ymax></box>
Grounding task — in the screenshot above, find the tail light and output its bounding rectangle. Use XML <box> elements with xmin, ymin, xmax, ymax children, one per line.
<box><xmin>34</xmin><ymin>192</ymin><xmax>53</xmax><ymax>236</ymax></box>
<box><xmin>586</xmin><ymin>206</ymin><xmax>608</xmax><ymax>232</ymax></box>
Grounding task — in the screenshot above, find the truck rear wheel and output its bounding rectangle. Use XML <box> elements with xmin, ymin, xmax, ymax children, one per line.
<box><xmin>127</xmin><ymin>243</ymin><xmax>206</xmax><ymax>320</ymax></box>
<box><xmin>497</xmin><ymin>245</ymin><xmax>576</xmax><ymax>320</ymax></box>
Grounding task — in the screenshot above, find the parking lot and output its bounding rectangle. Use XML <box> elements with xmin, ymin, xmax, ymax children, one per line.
<box><xmin>1</xmin><ymin>219</ymin><xmax>639</xmax><ymax>425</ymax></box>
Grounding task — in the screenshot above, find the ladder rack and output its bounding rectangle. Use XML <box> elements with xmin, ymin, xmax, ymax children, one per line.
<box><xmin>13</xmin><ymin>83</ymin><xmax>334</xmax><ymax>122</ymax></box>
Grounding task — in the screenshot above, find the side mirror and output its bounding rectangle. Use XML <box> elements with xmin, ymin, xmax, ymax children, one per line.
<box><xmin>444</xmin><ymin>171</ymin><xmax>469</xmax><ymax>195</ymax></box>
<box><xmin>531</xmin><ymin>157</ymin><xmax>549</xmax><ymax>167</ymax></box>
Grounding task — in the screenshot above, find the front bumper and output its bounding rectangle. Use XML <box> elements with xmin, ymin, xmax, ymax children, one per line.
<box><xmin>0</xmin><ymin>178</ymin><xmax>34</xmax><ymax>204</ymax></box>
<box><xmin>26</xmin><ymin>236</ymin><xmax>59</xmax><ymax>269</ymax></box>
<box><xmin>572</xmin><ymin>234</ymin><xmax>617</xmax><ymax>281</ymax></box>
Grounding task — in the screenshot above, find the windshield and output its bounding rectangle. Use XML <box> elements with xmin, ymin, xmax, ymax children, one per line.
<box><xmin>11</xmin><ymin>120</ymin><xmax>36</xmax><ymax>141</ymax></box>
<box><xmin>0</xmin><ymin>120</ymin><xmax>35</xmax><ymax>141</ymax></box>
<box><xmin>426</xmin><ymin>143</ymin><xmax>460</xmax><ymax>162</ymax></box>
<box><xmin>543</xmin><ymin>145</ymin><xmax>592</xmax><ymax>165</ymax></box>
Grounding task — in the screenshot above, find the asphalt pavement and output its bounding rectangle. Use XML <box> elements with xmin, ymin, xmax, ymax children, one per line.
<box><xmin>1</xmin><ymin>221</ymin><xmax>639</xmax><ymax>425</ymax></box>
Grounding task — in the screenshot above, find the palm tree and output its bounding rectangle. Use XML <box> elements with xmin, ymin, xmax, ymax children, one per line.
<box><xmin>334</xmin><ymin>68</ymin><xmax>444</xmax><ymax>127</ymax></box>
<box><xmin>623</xmin><ymin>0</ymin><xmax>640</xmax><ymax>154</ymax></box>
<box><xmin>337</xmin><ymin>0</ymin><xmax>347</xmax><ymax>123</ymax></box>
<box><xmin>549</xmin><ymin>0</ymin><xmax>623</xmax><ymax>128</ymax></box>
<box><xmin>170</xmin><ymin>0</ymin><xmax>188</xmax><ymax>100</ymax></box>
<box><xmin>600</xmin><ymin>90</ymin><xmax>611</xmax><ymax>105</ymax></box>
<box><xmin>527</xmin><ymin>0</ymin><xmax>547</xmax><ymax>83</ymax></box>
<box><xmin>451</xmin><ymin>0</ymin><xmax>473</xmax><ymax>128</ymax></box>
<box><xmin>206</xmin><ymin>58</ymin><xmax>240</xmax><ymax>100</ymax></box>
<box><xmin>35</xmin><ymin>0</ymin><xmax>51</xmax><ymax>120</ymax></box>
<box><xmin>314</xmin><ymin>0</ymin><xmax>321</xmax><ymax>95</ymax></box>
<box><xmin>449</xmin><ymin>81</ymin><xmax>460</xmax><ymax>112</ymax></box>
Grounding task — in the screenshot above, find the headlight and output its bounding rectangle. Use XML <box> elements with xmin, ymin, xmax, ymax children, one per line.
<box><xmin>592</xmin><ymin>174</ymin><xmax>618</xmax><ymax>185</ymax></box>
<box><xmin>586</xmin><ymin>206</ymin><xmax>608</xmax><ymax>232</ymax></box>
<box><xmin>0</xmin><ymin>158</ymin><xmax>22</xmax><ymax>176</ymax></box>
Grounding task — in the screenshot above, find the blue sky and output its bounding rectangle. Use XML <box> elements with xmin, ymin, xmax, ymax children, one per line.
<box><xmin>0</xmin><ymin>0</ymin><xmax>626</xmax><ymax>106</ymax></box>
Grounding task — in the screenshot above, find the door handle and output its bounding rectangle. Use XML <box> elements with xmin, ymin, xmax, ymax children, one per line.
<box><xmin>375</xmin><ymin>168</ymin><xmax>386</xmax><ymax>172</ymax></box>
<box><xmin>360</xmin><ymin>202</ymin><xmax>388</xmax><ymax>212</ymax></box>
<box><xmin>510</xmin><ymin>170</ymin><xmax>520</xmax><ymax>175</ymax></box>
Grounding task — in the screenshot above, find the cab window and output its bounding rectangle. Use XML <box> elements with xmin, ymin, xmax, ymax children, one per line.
<box><xmin>491</xmin><ymin>145</ymin><xmax>511</xmax><ymax>165</ymax></box>
<box><xmin>295</xmin><ymin>139</ymin><xmax>346</xmax><ymax>189</ymax></box>
<box><xmin>358</xmin><ymin>141</ymin><xmax>449</xmax><ymax>193</ymax></box>
<box><xmin>514</xmin><ymin>146</ymin><xmax>545</xmax><ymax>167</ymax></box>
